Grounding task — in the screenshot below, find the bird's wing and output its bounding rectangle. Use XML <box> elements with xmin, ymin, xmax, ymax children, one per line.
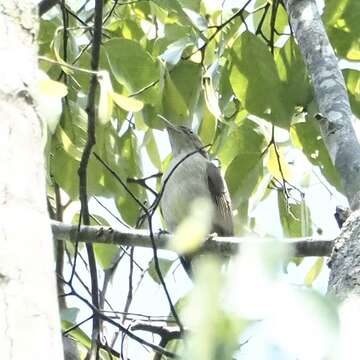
<box><xmin>206</xmin><ymin>162</ymin><xmax>234</xmax><ymax>236</ymax></box>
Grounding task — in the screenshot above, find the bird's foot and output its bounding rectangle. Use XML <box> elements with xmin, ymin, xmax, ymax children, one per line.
<box><xmin>158</xmin><ymin>228</ymin><xmax>170</xmax><ymax>235</ymax></box>
<box><xmin>208</xmin><ymin>232</ymin><xmax>218</xmax><ymax>240</ymax></box>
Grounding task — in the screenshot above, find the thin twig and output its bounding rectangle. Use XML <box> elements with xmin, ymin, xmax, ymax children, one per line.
<box><xmin>65</xmin><ymin>283</ymin><xmax>179</xmax><ymax>358</ymax></box>
<box><xmin>183</xmin><ymin>0</ymin><xmax>252</xmax><ymax>60</ymax></box>
<box><xmin>77</xmin><ymin>0</ymin><xmax>104</xmax><ymax>358</ymax></box>
<box><xmin>93</xmin><ymin>152</ymin><xmax>183</xmax><ymax>332</ymax></box>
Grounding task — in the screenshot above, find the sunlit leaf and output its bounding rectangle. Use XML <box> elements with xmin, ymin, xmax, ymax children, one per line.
<box><xmin>217</xmin><ymin>117</ymin><xmax>265</xmax><ymax>169</ymax></box>
<box><xmin>199</xmin><ymin>97</ymin><xmax>217</xmax><ymax>146</ymax></box>
<box><xmin>56</xmin><ymin>127</ymin><xmax>83</xmax><ymax>161</ymax></box>
<box><xmin>229</xmin><ymin>32</ymin><xmax>289</xmax><ymax>128</ymax></box>
<box><xmin>98</xmin><ymin>71</ymin><xmax>114</xmax><ymax>125</ymax></box>
<box><xmin>62</xmin><ymin>320</ymin><xmax>91</xmax><ymax>349</ymax></box>
<box><xmin>203</xmin><ymin>75</ymin><xmax>221</xmax><ymax>119</ymax></box>
<box><xmin>112</xmin><ymin>92</ymin><xmax>144</xmax><ymax>112</ymax></box>
<box><xmin>343</xmin><ymin>69</ymin><xmax>360</xmax><ymax>119</ymax></box>
<box><xmin>267</xmin><ymin>144</ymin><xmax>292</xmax><ymax>181</ymax></box>
<box><xmin>52</xmin><ymin>27</ymin><xmax>78</xmax><ymax>74</ymax></box>
<box><xmin>275</xmin><ymin>39</ymin><xmax>313</xmax><ymax>114</ymax></box>
<box><xmin>304</xmin><ymin>258</ymin><xmax>324</xmax><ymax>287</ymax></box>
<box><xmin>37</xmin><ymin>78</ymin><xmax>68</xmax><ymax>97</ymax></box>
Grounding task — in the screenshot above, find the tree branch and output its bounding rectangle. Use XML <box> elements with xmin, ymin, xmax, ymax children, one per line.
<box><xmin>283</xmin><ymin>0</ymin><xmax>360</xmax><ymax>210</ymax></box>
<box><xmin>77</xmin><ymin>0</ymin><xmax>104</xmax><ymax>358</ymax></box>
<box><xmin>51</xmin><ymin>220</ymin><xmax>334</xmax><ymax>257</ymax></box>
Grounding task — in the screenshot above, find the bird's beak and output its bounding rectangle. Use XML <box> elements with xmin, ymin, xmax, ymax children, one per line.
<box><xmin>157</xmin><ymin>114</ymin><xmax>178</xmax><ymax>132</ymax></box>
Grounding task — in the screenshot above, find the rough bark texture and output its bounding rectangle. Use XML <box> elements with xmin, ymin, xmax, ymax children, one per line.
<box><xmin>284</xmin><ymin>0</ymin><xmax>360</xmax><ymax>210</ymax></box>
<box><xmin>328</xmin><ymin>210</ymin><xmax>360</xmax><ymax>300</ymax></box>
<box><xmin>283</xmin><ymin>0</ymin><xmax>360</xmax><ymax>304</ymax></box>
<box><xmin>0</xmin><ymin>1</ymin><xmax>63</xmax><ymax>359</ymax></box>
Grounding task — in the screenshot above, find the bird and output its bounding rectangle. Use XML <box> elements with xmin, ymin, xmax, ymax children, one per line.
<box><xmin>159</xmin><ymin>117</ymin><xmax>233</xmax><ymax>276</ymax></box>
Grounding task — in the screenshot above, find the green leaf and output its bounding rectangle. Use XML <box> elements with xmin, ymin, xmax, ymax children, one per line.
<box><xmin>114</xmin><ymin>128</ymin><xmax>146</xmax><ymax>226</ymax></box>
<box><xmin>304</xmin><ymin>258</ymin><xmax>324</xmax><ymax>287</ymax></box>
<box><xmin>71</xmin><ymin>213</ymin><xmax>120</xmax><ymax>270</ymax></box>
<box><xmin>218</xmin><ymin>64</ymin><xmax>236</xmax><ymax>115</ymax></box>
<box><xmin>225</xmin><ymin>153</ymin><xmax>263</xmax><ymax>207</ymax></box>
<box><xmin>290</xmin><ymin>117</ymin><xmax>342</xmax><ymax>191</ymax></box>
<box><xmin>62</xmin><ymin>320</ymin><xmax>91</xmax><ymax>349</ymax></box>
<box><xmin>104</xmin><ymin>38</ymin><xmax>159</xmax><ymax>103</ymax></box>
<box><xmin>278</xmin><ymin>194</ymin><xmax>312</xmax><ymax>238</ymax></box>
<box><xmin>160</xmin><ymin>37</ymin><xmax>194</xmax><ymax>65</ymax></box>
<box><xmin>324</xmin><ymin>0</ymin><xmax>360</xmax><ymax>60</ymax></box>
<box><xmin>50</xmin><ymin>101</ymin><xmax>90</xmax><ymax>199</ymax></box>
<box><xmin>51</xmin><ymin>133</ymin><xmax>80</xmax><ymax>199</ymax></box>
<box><xmin>343</xmin><ymin>69</ymin><xmax>360</xmax><ymax>119</ymax></box>
<box><xmin>199</xmin><ymin>97</ymin><xmax>217</xmax><ymax>146</ymax></box>
<box><xmin>178</xmin><ymin>0</ymin><xmax>201</xmax><ymax>12</ymax></box>
<box><xmin>94</xmin><ymin>242</ymin><xmax>120</xmax><ymax>270</ymax></box>
<box><xmin>323</xmin><ymin>0</ymin><xmax>349</xmax><ymax>26</ymax></box>
<box><xmin>143</xmin><ymin>129</ymin><xmax>162</xmax><ymax>170</ymax></box>
<box><xmin>152</xmin><ymin>0</ymin><xmax>203</xmax><ymax>34</ymax></box>
<box><xmin>148</xmin><ymin>257</ymin><xmax>174</xmax><ymax>284</ymax></box>
<box><xmin>217</xmin><ymin>117</ymin><xmax>266</xmax><ymax>169</ymax></box>
<box><xmin>154</xmin><ymin>23</ymin><xmax>192</xmax><ymax>57</ymax></box>
<box><xmin>162</xmin><ymin>67</ymin><xmax>189</xmax><ymax>124</ymax></box>
<box><xmin>161</xmin><ymin>61</ymin><xmax>202</xmax><ymax>125</ymax></box>
<box><xmin>56</xmin><ymin>127</ymin><xmax>83</xmax><ymax>161</ymax></box>
<box><xmin>112</xmin><ymin>92</ymin><xmax>144</xmax><ymax>112</ymax></box>
<box><xmin>252</xmin><ymin>0</ymin><xmax>289</xmax><ymax>43</ymax></box>
<box><xmin>88</xmin><ymin>215</ymin><xmax>121</xmax><ymax>270</ymax></box>
<box><xmin>39</xmin><ymin>19</ymin><xmax>59</xmax><ymax>56</ymax></box>
<box><xmin>140</xmin><ymin>103</ymin><xmax>164</xmax><ymax>129</ymax></box>
<box><xmin>37</xmin><ymin>78</ymin><xmax>68</xmax><ymax>98</ymax></box>
<box><xmin>107</xmin><ymin>19</ymin><xmax>145</xmax><ymax>42</ymax></box>
<box><xmin>203</xmin><ymin>75</ymin><xmax>221</xmax><ymax>119</ymax></box>
<box><xmin>229</xmin><ymin>32</ymin><xmax>289</xmax><ymax>128</ymax></box>
<box><xmin>60</xmin><ymin>101</ymin><xmax>88</xmax><ymax>153</ymax></box>
<box><xmin>275</xmin><ymin>39</ymin><xmax>313</xmax><ymax>114</ymax></box>
<box><xmin>267</xmin><ymin>144</ymin><xmax>292</xmax><ymax>182</ymax></box>
<box><xmin>52</xmin><ymin>28</ymin><xmax>79</xmax><ymax>74</ymax></box>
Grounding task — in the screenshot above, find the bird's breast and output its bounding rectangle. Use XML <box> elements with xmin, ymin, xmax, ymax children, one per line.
<box><xmin>160</xmin><ymin>153</ymin><xmax>212</xmax><ymax>231</ymax></box>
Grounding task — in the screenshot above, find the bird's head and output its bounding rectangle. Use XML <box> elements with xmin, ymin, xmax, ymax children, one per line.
<box><xmin>158</xmin><ymin>115</ymin><xmax>206</xmax><ymax>157</ymax></box>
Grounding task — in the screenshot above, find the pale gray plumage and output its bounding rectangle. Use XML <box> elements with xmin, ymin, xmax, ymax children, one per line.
<box><xmin>160</xmin><ymin>123</ymin><xmax>233</xmax><ymax>274</ymax></box>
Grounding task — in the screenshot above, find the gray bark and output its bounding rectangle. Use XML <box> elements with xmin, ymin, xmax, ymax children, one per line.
<box><xmin>0</xmin><ymin>1</ymin><xmax>63</xmax><ymax>359</ymax></box>
<box><xmin>51</xmin><ymin>220</ymin><xmax>334</xmax><ymax>257</ymax></box>
<box><xmin>284</xmin><ymin>0</ymin><xmax>360</xmax><ymax>210</ymax></box>
<box><xmin>328</xmin><ymin>210</ymin><xmax>360</xmax><ymax>300</ymax></box>
<box><xmin>284</xmin><ymin>0</ymin><xmax>360</xmax><ymax>304</ymax></box>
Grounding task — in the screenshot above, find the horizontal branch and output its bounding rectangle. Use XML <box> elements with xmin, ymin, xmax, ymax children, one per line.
<box><xmin>131</xmin><ymin>322</ymin><xmax>182</xmax><ymax>341</ymax></box>
<box><xmin>51</xmin><ymin>221</ymin><xmax>334</xmax><ymax>257</ymax></box>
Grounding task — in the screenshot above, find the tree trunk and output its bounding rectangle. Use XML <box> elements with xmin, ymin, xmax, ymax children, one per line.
<box><xmin>284</xmin><ymin>0</ymin><xmax>360</xmax><ymax>303</ymax></box>
<box><xmin>0</xmin><ymin>1</ymin><xmax>64</xmax><ymax>359</ymax></box>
